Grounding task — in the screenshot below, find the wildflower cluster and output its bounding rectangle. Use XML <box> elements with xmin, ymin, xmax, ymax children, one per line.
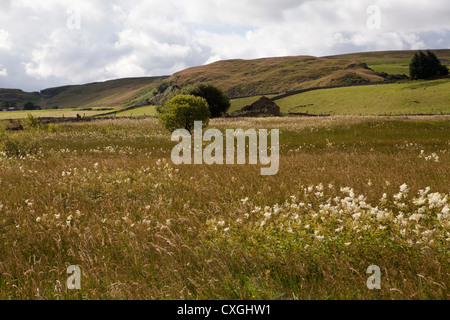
<box><xmin>209</xmin><ymin>184</ymin><xmax>450</xmax><ymax>251</ymax></box>
<box><xmin>419</xmin><ymin>150</ymin><xmax>440</xmax><ymax>163</ymax></box>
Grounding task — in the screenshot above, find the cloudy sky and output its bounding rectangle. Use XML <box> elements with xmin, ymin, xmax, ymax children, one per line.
<box><xmin>1</xmin><ymin>0</ymin><xmax>450</xmax><ymax>91</ymax></box>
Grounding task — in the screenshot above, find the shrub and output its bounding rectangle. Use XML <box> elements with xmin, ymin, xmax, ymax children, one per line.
<box><xmin>410</xmin><ymin>50</ymin><xmax>449</xmax><ymax>80</ymax></box>
<box><xmin>23</xmin><ymin>113</ymin><xmax>39</xmax><ymax>130</ymax></box>
<box><xmin>0</xmin><ymin>130</ymin><xmax>40</xmax><ymax>157</ymax></box>
<box><xmin>181</xmin><ymin>82</ymin><xmax>231</xmax><ymax>118</ymax></box>
<box><xmin>159</xmin><ymin>94</ymin><xmax>210</xmax><ymax>132</ymax></box>
<box><xmin>376</xmin><ymin>72</ymin><xmax>409</xmax><ymax>81</ymax></box>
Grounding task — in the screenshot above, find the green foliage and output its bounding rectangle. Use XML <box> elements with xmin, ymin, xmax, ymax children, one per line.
<box><xmin>0</xmin><ymin>114</ymin><xmax>41</xmax><ymax>157</ymax></box>
<box><xmin>375</xmin><ymin>72</ymin><xmax>409</xmax><ymax>81</ymax></box>
<box><xmin>181</xmin><ymin>82</ymin><xmax>231</xmax><ymax>118</ymax></box>
<box><xmin>342</xmin><ymin>76</ymin><xmax>370</xmax><ymax>85</ymax></box>
<box><xmin>23</xmin><ymin>101</ymin><xmax>41</xmax><ymax>111</ymax></box>
<box><xmin>127</xmin><ymin>87</ymin><xmax>159</xmax><ymax>107</ymax></box>
<box><xmin>0</xmin><ymin>129</ymin><xmax>40</xmax><ymax>157</ymax></box>
<box><xmin>159</xmin><ymin>94</ymin><xmax>210</xmax><ymax>132</ymax></box>
<box><xmin>23</xmin><ymin>113</ymin><xmax>39</xmax><ymax>130</ymax></box>
<box><xmin>1</xmin><ymin>101</ymin><xmax>18</xmax><ymax>110</ymax></box>
<box><xmin>410</xmin><ymin>50</ymin><xmax>449</xmax><ymax>80</ymax></box>
<box><xmin>157</xmin><ymin>81</ymin><xmax>171</xmax><ymax>94</ymax></box>
<box><xmin>43</xmin><ymin>123</ymin><xmax>59</xmax><ymax>133</ymax></box>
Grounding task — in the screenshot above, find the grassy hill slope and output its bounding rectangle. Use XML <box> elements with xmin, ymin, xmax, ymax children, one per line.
<box><xmin>167</xmin><ymin>56</ymin><xmax>384</xmax><ymax>99</ymax></box>
<box><xmin>40</xmin><ymin>77</ymin><xmax>168</xmax><ymax>109</ymax></box>
<box><xmin>0</xmin><ymin>77</ymin><xmax>167</xmax><ymax>113</ymax></box>
<box><xmin>326</xmin><ymin>49</ymin><xmax>450</xmax><ymax>76</ymax></box>
<box><xmin>275</xmin><ymin>78</ymin><xmax>450</xmax><ymax>115</ymax></box>
<box><xmin>0</xmin><ymin>89</ymin><xmax>41</xmax><ymax>108</ymax></box>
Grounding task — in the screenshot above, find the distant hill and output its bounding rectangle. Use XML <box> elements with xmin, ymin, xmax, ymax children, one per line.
<box><xmin>0</xmin><ymin>89</ymin><xmax>41</xmax><ymax>109</ymax></box>
<box><xmin>0</xmin><ymin>77</ymin><xmax>167</xmax><ymax>110</ymax></box>
<box><xmin>40</xmin><ymin>77</ymin><xmax>168</xmax><ymax>109</ymax></box>
<box><xmin>166</xmin><ymin>56</ymin><xmax>384</xmax><ymax>99</ymax></box>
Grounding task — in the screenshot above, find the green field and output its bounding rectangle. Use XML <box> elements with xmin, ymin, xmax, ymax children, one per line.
<box><xmin>275</xmin><ymin>78</ymin><xmax>450</xmax><ymax>115</ymax></box>
<box><xmin>106</xmin><ymin>105</ymin><xmax>158</xmax><ymax>118</ymax></box>
<box><xmin>0</xmin><ymin>107</ymin><xmax>120</xmax><ymax>120</ymax></box>
<box><xmin>365</xmin><ymin>58</ymin><xmax>411</xmax><ymax>76</ymax></box>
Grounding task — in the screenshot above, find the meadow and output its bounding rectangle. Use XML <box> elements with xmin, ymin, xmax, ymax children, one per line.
<box><xmin>0</xmin><ymin>116</ymin><xmax>449</xmax><ymax>300</ymax></box>
<box><xmin>106</xmin><ymin>105</ymin><xmax>158</xmax><ymax>118</ymax></box>
<box><xmin>0</xmin><ymin>107</ymin><xmax>120</xmax><ymax>120</ymax></box>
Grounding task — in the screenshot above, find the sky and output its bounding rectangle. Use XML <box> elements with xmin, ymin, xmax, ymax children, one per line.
<box><xmin>0</xmin><ymin>0</ymin><xmax>450</xmax><ymax>91</ymax></box>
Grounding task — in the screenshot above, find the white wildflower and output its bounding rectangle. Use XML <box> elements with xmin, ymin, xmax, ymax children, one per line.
<box><xmin>352</xmin><ymin>212</ymin><xmax>362</xmax><ymax>220</ymax></box>
<box><xmin>442</xmin><ymin>206</ymin><xmax>450</xmax><ymax>217</ymax></box>
<box><xmin>400</xmin><ymin>184</ymin><xmax>409</xmax><ymax>194</ymax></box>
<box><xmin>409</xmin><ymin>214</ymin><xmax>423</xmax><ymax>222</ymax></box>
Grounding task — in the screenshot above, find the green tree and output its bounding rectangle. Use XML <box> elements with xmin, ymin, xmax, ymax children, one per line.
<box><xmin>1</xmin><ymin>101</ymin><xmax>10</xmax><ymax>109</ymax></box>
<box><xmin>159</xmin><ymin>94</ymin><xmax>210</xmax><ymax>132</ymax></box>
<box><xmin>24</xmin><ymin>101</ymin><xmax>38</xmax><ymax>110</ymax></box>
<box><xmin>410</xmin><ymin>50</ymin><xmax>449</xmax><ymax>80</ymax></box>
<box><xmin>182</xmin><ymin>82</ymin><xmax>230</xmax><ymax>118</ymax></box>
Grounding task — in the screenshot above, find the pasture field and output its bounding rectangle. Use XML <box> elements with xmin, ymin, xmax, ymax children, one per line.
<box><xmin>0</xmin><ymin>116</ymin><xmax>449</xmax><ymax>300</ymax></box>
<box><xmin>105</xmin><ymin>105</ymin><xmax>158</xmax><ymax>118</ymax></box>
<box><xmin>275</xmin><ymin>78</ymin><xmax>450</xmax><ymax>115</ymax></box>
<box><xmin>0</xmin><ymin>108</ymin><xmax>120</xmax><ymax>120</ymax></box>
<box><xmin>364</xmin><ymin>58</ymin><xmax>411</xmax><ymax>76</ymax></box>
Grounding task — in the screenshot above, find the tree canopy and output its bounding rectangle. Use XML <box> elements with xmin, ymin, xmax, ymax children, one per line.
<box><xmin>410</xmin><ymin>50</ymin><xmax>449</xmax><ymax>80</ymax></box>
<box><xmin>181</xmin><ymin>82</ymin><xmax>230</xmax><ymax>118</ymax></box>
<box><xmin>159</xmin><ymin>94</ymin><xmax>210</xmax><ymax>132</ymax></box>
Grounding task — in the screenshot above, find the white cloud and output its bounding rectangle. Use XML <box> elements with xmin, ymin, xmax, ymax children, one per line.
<box><xmin>0</xmin><ymin>67</ymin><xmax>8</xmax><ymax>77</ymax></box>
<box><xmin>0</xmin><ymin>29</ymin><xmax>11</xmax><ymax>50</ymax></box>
<box><xmin>0</xmin><ymin>0</ymin><xmax>449</xmax><ymax>91</ymax></box>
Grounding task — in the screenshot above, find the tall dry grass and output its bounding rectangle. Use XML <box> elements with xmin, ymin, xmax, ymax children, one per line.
<box><xmin>0</xmin><ymin>116</ymin><xmax>449</xmax><ymax>300</ymax></box>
